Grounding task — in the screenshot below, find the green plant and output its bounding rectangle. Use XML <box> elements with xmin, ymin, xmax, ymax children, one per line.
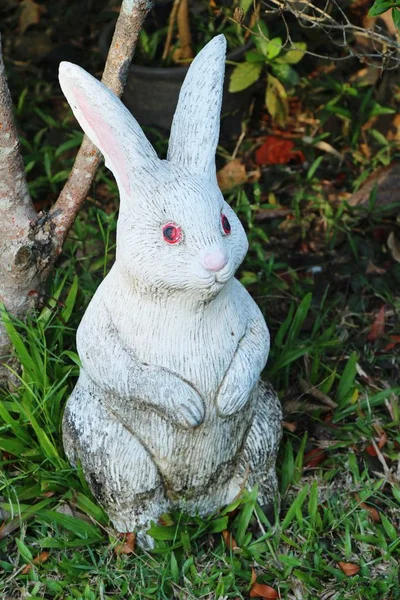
<box><xmin>229</xmin><ymin>21</ymin><xmax>306</xmax><ymax>126</ymax></box>
<box><xmin>369</xmin><ymin>0</ymin><xmax>400</xmax><ymax>29</ymax></box>
<box><xmin>136</xmin><ymin>0</ymin><xmax>247</xmax><ymax>66</ymax></box>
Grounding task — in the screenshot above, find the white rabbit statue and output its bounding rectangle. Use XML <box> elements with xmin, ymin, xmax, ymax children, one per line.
<box><xmin>59</xmin><ymin>35</ymin><xmax>282</xmax><ymax>548</ymax></box>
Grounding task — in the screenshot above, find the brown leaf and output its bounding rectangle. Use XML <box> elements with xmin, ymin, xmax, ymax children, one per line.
<box><xmin>21</xmin><ymin>551</ymin><xmax>50</xmax><ymax>574</ymax></box>
<box><xmin>304</xmin><ymin>448</ymin><xmax>326</xmax><ymax>468</ymax></box>
<box><xmin>250</xmin><ymin>582</ymin><xmax>279</xmax><ymax>598</ymax></box>
<box><xmin>114</xmin><ymin>532</ymin><xmax>136</xmax><ymax>555</ymax></box>
<box><xmin>338</xmin><ymin>562</ymin><xmax>360</xmax><ymax>576</ymax></box>
<box><xmin>367</xmin><ymin>305</ymin><xmax>385</xmax><ymax>342</ymax></box>
<box><xmin>217</xmin><ymin>160</ymin><xmax>247</xmax><ymax>192</ymax></box>
<box><xmin>366</xmin><ymin>260</ymin><xmax>386</xmax><ymax>275</ymax></box>
<box><xmin>222</xmin><ymin>529</ymin><xmax>239</xmax><ymax>550</ymax></box>
<box><xmin>383</xmin><ymin>335</ymin><xmax>400</xmax><ymax>351</ymax></box>
<box><xmin>19</xmin><ymin>0</ymin><xmax>43</xmax><ymax>34</ymax></box>
<box><xmin>282</xmin><ymin>420</ymin><xmax>297</xmax><ymax>432</ymax></box>
<box><xmin>387</xmin><ymin>232</ymin><xmax>400</xmax><ymax>263</ymax></box>
<box><xmin>255</xmin><ymin>136</ymin><xmax>304</xmax><ymax>166</ymax></box>
<box><xmin>348</xmin><ymin>162</ymin><xmax>400</xmax><ymax>208</ymax></box>
<box><xmin>360</xmin><ymin>502</ymin><xmax>380</xmax><ymax>523</ymax></box>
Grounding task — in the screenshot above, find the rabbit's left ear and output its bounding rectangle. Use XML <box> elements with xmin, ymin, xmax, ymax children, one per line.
<box><xmin>167</xmin><ymin>35</ymin><xmax>226</xmax><ymax>180</ymax></box>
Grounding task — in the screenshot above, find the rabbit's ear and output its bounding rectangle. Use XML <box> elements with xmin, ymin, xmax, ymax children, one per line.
<box><xmin>167</xmin><ymin>35</ymin><xmax>226</xmax><ymax>179</ymax></box>
<box><xmin>59</xmin><ymin>62</ymin><xmax>161</xmax><ymax>196</ymax></box>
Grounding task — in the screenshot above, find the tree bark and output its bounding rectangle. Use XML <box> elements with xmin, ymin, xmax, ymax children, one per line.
<box><xmin>0</xmin><ymin>0</ymin><xmax>152</xmax><ymax>382</ymax></box>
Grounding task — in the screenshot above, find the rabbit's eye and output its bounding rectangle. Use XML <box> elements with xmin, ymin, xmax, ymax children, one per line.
<box><xmin>221</xmin><ymin>214</ymin><xmax>231</xmax><ymax>235</ymax></box>
<box><xmin>162</xmin><ymin>222</ymin><xmax>183</xmax><ymax>244</ymax></box>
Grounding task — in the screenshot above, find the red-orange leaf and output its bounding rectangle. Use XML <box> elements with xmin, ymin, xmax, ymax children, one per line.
<box><xmin>367</xmin><ymin>305</ymin><xmax>385</xmax><ymax>342</ymax></box>
<box><xmin>21</xmin><ymin>551</ymin><xmax>50</xmax><ymax>574</ymax></box>
<box><xmin>255</xmin><ymin>137</ymin><xmax>304</xmax><ymax>166</ymax></box>
<box><xmin>338</xmin><ymin>562</ymin><xmax>360</xmax><ymax>576</ymax></box>
<box><xmin>250</xmin><ymin>582</ymin><xmax>279</xmax><ymax>598</ymax></box>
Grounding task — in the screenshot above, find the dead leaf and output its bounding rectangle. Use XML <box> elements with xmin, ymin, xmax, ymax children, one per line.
<box><xmin>255</xmin><ymin>208</ymin><xmax>292</xmax><ymax>221</ymax></box>
<box><xmin>383</xmin><ymin>334</ymin><xmax>400</xmax><ymax>351</ymax></box>
<box><xmin>21</xmin><ymin>551</ymin><xmax>50</xmax><ymax>574</ymax></box>
<box><xmin>348</xmin><ymin>162</ymin><xmax>400</xmax><ymax>208</ymax></box>
<box><xmin>255</xmin><ymin>136</ymin><xmax>305</xmax><ymax>166</ymax></box>
<box><xmin>222</xmin><ymin>529</ymin><xmax>239</xmax><ymax>550</ymax></box>
<box><xmin>19</xmin><ymin>0</ymin><xmax>43</xmax><ymax>34</ymax></box>
<box><xmin>360</xmin><ymin>502</ymin><xmax>380</xmax><ymax>523</ymax></box>
<box><xmin>250</xmin><ymin>581</ymin><xmax>279</xmax><ymax>598</ymax></box>
<box><xmin>387</xmin><ymin>232</ymin><xmax>400</xmax><ymax>263</ymax></box>
<box><xmin>114</xmin><ymin>532</ymin><xmax>136</xmax><ymax>555</ymax></box>
<box><xmin>338</xmin><ymin>562</ymin><xmax>360</xmax><ymax>576</ymax></box>
<box><xmin>217</xmin><ymin>160</ymin><xmax>247</xmax><ymax>192</ymax></box>
<box><xmin>304</xmin><ymin>448</ymin><xmax>326</xmax><ymax>468</ymax></box>
<box><xmin>367</xmin><ymin>305</ymin><xmax>385</xmax><ymax>342</ymax></box>
<box><xmin>282</xmin><ymin>420</ymin><xmax>297</xmax><ymax>432</ymax></box>
<box><xmin>366</xmin><ymin>260</ymin><xmax>386</xmax><ymax>275</ymax></box>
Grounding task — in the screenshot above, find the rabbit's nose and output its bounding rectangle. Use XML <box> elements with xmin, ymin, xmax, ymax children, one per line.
<box><xmin>202</xmin><ymin>250</ymin><xmax>228</xmax><ymax>272</ymax></box>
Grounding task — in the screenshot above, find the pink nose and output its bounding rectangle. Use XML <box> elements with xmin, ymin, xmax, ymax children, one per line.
<box><xmin>202</xmin><ymin>250</ymin><xmax>228</xmax><ymax>272</ymax></box>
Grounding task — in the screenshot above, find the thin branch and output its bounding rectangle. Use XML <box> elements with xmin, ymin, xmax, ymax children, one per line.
<box><xmin>0</xmin><ymin>35</ymin><xmax>36</xmax><ymax>227</ymax></box>
<box><xmin>262</xmin><ymin>0</ymin><xmax>400</xmax><ymax>68</ymax></box>
<box><xmin>49</xmin><ymin>0</ymin><xmax>153</xmax><ymax>248</ymax></box>
<box><xmin>162</xmin><ymin>0</ymin><xmax>182</xmax><ymax>61</ymax></box>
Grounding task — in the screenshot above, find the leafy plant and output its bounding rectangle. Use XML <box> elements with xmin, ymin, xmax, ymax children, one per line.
<box><xmin>368</xmin><ymin>0</ymin><xmax>400</xmax><ymax>29</ymax></box>
<box><xmin>229</xmin><ymin>21</ymin><xmax>306</xmax><ymax>126</ymax></box>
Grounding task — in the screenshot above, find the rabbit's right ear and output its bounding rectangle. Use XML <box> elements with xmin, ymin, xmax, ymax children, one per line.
<box><xmin>59</xmin><ymin>62</ymin><xmax>161</xmax><ymax>196</ymax></box>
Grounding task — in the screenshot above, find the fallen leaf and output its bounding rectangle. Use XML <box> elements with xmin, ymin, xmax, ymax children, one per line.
<box><xmin>217</xmin><ymin>159</ymin><xmax>247</xmax><ymax>192</ymax></box>
<box><xmin>222</xmin><ymin>529</ymin><xmax>239</xmax><ymax>550</ymax></box>
<box><xmin>255</xmin><ymin>208</ymin><xmax>292</xmax><ymax>221</ymax></box>
<box><xmin>348</xmin><ymin>162</ymin><xmax>400</xmax><ymax>208</ymax></box>
<box><xmin>282</xmin><ymin>420</ymin><xmax>297</xmax><ymax>432</ymax></box>
<box><xmin>304</xmin><ymin>448</ymin><xmax>326</xmax><ymax>468</ymax></box>
<box><xmin>383</xmin><ymin>334</ymin><xmax>400</xmax><ymax>351</ymax></box>
<box><xmin>255</xmin><ymin>136</ymin><xmax>304</xmax><ymax>166</ymax></box>
<box><xmin>19</xmin><ymin>0</ymin><xmax>43</xmax><ymax>34</ymax></box>
<box><xmin>387</xmin><ymin>232</ymin><xmax>400</xmax><ymax>263</ymax></box>
<box><xmin>250</xmin><ymin>581</ymin><xmax>279</xmax><ymax>598</ymax></box>
<box><xmin>360</xmin><ymin>502</ymin><xmax>380</xmax><ymax>523</ymax></box>
<box><xmin>338</xmin><ymin>562</ymin><xmax>360</xmax><ymax>576</ymax></box>
<box><xmin>114</xmin><ymin>532</ymin><xmax>136</xmax><ymax>555</ymax></box>
<box><xmin>21</xmin><ymin>551</ymin><xmax>50</xmax><ymax>574</ymax></box>
<box><xmin>365</xmin><ymin>431</ymin><xmax>387</xmax><ymax>457</ymax></box>
<box><xmin>366</xmin><ymin>260</ymin><xmax>386</xmax><ymax>275</ymax></box>
<box><xmin>367</xmin><ymin>305</ymin><xmax>385</xmax><ymax>342</ymax></box>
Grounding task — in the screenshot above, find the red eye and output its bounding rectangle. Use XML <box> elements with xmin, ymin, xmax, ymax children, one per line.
<box><xmin>221</xmin><ymin>213</ymin><xmax>231</xmax><ymax>235</ymax></box>
<box><xmin>162</xmin><ymin>222</ymin><xmax>182</xmax><ymax>244</ymax></box>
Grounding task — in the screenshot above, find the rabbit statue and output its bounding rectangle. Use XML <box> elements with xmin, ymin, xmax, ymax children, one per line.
<box><xmin>59</xmin><ymin>34</ymin><xmax>282</xmax><ymax>548</ymax></box>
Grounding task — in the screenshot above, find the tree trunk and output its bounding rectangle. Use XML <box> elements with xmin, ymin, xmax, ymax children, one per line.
<box><xmin>0</xmin><ymin>0</ymin><xmax>152</xmax><ymax>383</ymax></box>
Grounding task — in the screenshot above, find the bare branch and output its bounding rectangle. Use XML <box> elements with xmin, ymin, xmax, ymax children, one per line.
<box><xmin>0</xmin><ymin>35</ymin><xmax>35</xmax><ymax>228</ymax></box>
<box><xmin>262</xmin><ymin>0</ymin><xmax>400</xmax><ymax>68</ymax></box>
<box><xmin>49</xmin><ymin>0</ymin><xmax>153</xmax><ymax>247</ymax></box>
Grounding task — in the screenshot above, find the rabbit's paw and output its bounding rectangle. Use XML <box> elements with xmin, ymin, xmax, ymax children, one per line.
<box><xmin>161</xmin><ymin>381</ymin><xmax>205</xmax><ymax>428</ymax></box>
<box><xmin>216</xmin><ymin>381</ymin><xmax>252</xmax><ymax>417</ymax></box>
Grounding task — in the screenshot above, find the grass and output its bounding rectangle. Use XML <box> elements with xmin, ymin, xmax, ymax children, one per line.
<box><xmin>1</xmin><ymin>30</ymin><xmax>400</xmax><ymax>600</ymax></box>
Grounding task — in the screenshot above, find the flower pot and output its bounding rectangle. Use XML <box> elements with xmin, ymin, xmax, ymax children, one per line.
<box><xmin>99</xmin><ymin>22</ymin><xmax>254</xmax><ymax>141</ymax></box>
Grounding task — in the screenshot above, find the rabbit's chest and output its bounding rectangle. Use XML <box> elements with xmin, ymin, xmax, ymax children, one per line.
<box><xmin>120</xmin><ymin>297</ymin><xmax>245</xmax><ymax>397</ymax></box>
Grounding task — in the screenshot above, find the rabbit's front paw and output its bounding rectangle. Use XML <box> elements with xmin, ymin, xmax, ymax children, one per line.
<box><xmin>216</xmin><ymin>381</ymin><xmax>252</xmax><ymax>417</ymax></box>
<box><xmin>161</xmin><ymin>382</ymin><xmax>205</xmax><ymax>428</ymax></box>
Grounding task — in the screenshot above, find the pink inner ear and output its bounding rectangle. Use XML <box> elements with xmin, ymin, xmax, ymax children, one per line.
<box><xmin>73</xmin><ymin>87</ymin><xmax>130</xmax><ymax>195</ymax></box>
